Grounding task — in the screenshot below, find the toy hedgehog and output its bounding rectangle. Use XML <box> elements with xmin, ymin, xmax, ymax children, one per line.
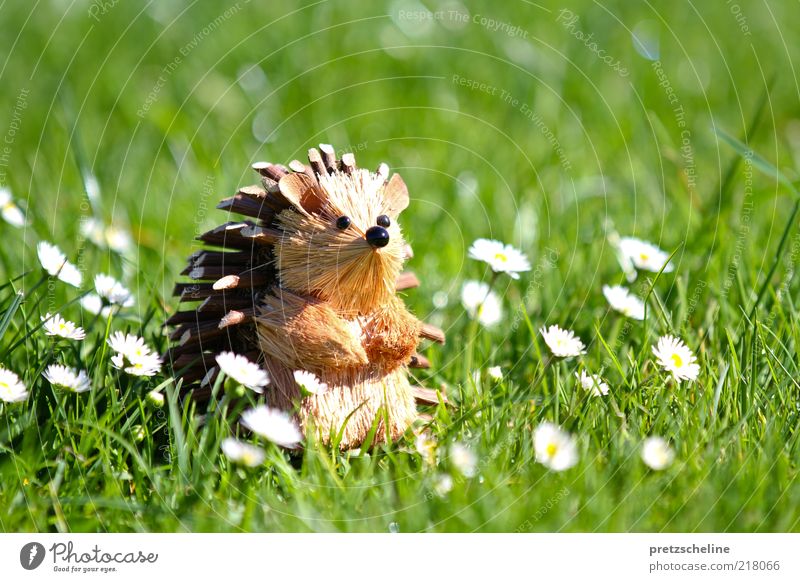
<box><xmin>166</xmin><ymin>145</ymin><xmax>445</xmax><ymax>449</ymax></box>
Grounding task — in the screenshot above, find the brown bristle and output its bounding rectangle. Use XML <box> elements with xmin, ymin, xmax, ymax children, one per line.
<box><xmin>217</xmin><ymin>194</ymin><xmax>275</xmax><ymax>221</ymax></box>
<box><xmin>409</xmin><ymin>353</ymin><xmax>430</xmax><ymax>368</ymax></box>
<box><xmin>319</xmin><ymin>143</ymin><xmax>337</xmax><ymax>172</ymax></box>
<box><xmin>419</xmin><ymin>323</ymin><xmax>446</xmax><ymax>344</ymax></box>
<box><xmin>307</xmin><ymin>148</ymin><xmax>326</xmax><ymax>176</ymax></box>
<box><xmin>340</xmin><ymin>152</ymin><xmax>356</xmax><ymax>174</ymax></box>
<box><xmin>395</xmin><ymin>271</ymin><xmax>420</xmax><ymax>291</ymax></box>
<box><xmin>197</xmin><ymin>294</ymin><xmax>255</xmax><ymax>313</ymax></box>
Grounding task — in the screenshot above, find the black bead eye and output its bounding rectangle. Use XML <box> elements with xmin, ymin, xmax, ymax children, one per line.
<box><xmin>376</xmin><ymin>214</ymin><xmax>391</xmax><ymax>228</ymax></box>
<box><xmin>336</xmin><ymin>216</ymin><xmax>351</xmax><ymax>230</ymax></box>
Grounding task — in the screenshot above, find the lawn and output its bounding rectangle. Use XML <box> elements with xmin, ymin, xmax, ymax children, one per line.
<box><xmin>1</xmin><ymin>0</ymin><xmax>799</xmax><ymax>532</ymax></box>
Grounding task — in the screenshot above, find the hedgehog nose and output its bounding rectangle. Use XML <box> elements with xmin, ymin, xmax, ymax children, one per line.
<box><xmin>365</xmin><ymin>226</ymin><xmax>390</xmax><ymax>248</ymax></box>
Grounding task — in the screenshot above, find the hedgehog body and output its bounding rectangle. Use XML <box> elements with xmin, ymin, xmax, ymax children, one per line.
<box><xmin>167</xmin><ymin>147</ymin><xmax>444</xmax><ymax>449</ymax></box>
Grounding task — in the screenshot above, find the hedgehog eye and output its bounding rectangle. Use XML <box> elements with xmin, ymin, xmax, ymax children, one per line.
<box><xmin>335</xmin><ymin>216</ymin><xmax>351</xmax><ymax>230</ymax></box>
<box><xmin>376</xmin><ymin>215</ymin><xmax>391</xmax><ymax>228</ymax></box>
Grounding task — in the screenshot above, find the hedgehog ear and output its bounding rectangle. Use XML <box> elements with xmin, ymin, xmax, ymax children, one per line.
<box><xmin>383</xmin><ymin>174</ymin><xmax>409</xmax><ymax>217</ymax></box>
<box><xmin>278</xmin><ymin>173</ymin><xmax>327</xmax><ymax>215</ymax></box>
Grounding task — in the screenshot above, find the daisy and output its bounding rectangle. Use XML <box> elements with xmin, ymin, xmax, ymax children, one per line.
<box><xmin>0</xmin><ymin>368</ymin><xmax>28</xmax><ymax>403</ymax></box>
<box><xmin>104</xmin><ymin>225</ymin><xmax>133</xmax><ymax>253</ymax></box>
<box><xmin>641</xmin><ymin>436</ymin><xmax>674</xmax><ymax>470</ymax></box>
<box><xmin>42</xmin><ymin>364</ymin><xmax>91</xmax><ymax>393</ymax></box>
<box><xmin>118</xmin><ymin>352</ymin><xmax>162</xmax><ymax>377</ymax></box>
<box><xmin>41</xmin><ymin>313</ymin><xmax>86</xmax><ymax>340</ymax></box>
<box><xmin>221</xmin><ymin>437</ymin><xmax>266</xmax><ymax>467</ymax></box>
<box><xmin>540</xmin><ymin>325</ymin><xmax>586</xmax><ymax>358</ymax></box>
<box><xmin>293</xmin><ymin>370</ymin><xmax>328</xmax><ymax>395</ymax></box>
<box><xmin>468</xmin><ymin>238</ymin><xmax>531</xmax><ymax>279</ymax></box>
<box><xmin>216</xmin><ymin>351</ymin><xmax>269</xmax><ymax>393</ymax></box>
<box><xmin>618</xmin><ymin>237</ymin><xmax>674</xmax><ymax>273</ymax></box>
<box><xmin>434</xmin><ymin>473</ymin><xmax>454</xmax><ymax>496</ymax></box>
<box><xmin>415</xmin><ymin>432</ymin><xmax>438</xmax><ymax>466</ymax></box>
<box><xmin>36</xmin><ymin>241</ymin><xmax>82</xmax><ymax>287</ymax></box>
<box><xmin>107</xmin><ymin>331</ymin><xmax>148</xmax><ymax>360</ymax></box>
<box><xmin>240</xmin><ymin>405</ymin><xmax>302</xmax><ymax>448</ymax></box>
<box><xmin>94</xmin><ymin>274</ymin><xmax>133</xmax><ymax>306</ymax></box>
<box><xmin>461</xmin><ymin>280</ymin><xmax>503</xmax><ymax>327</ymax></box>
<box><xmin>534</xmin><ymin>422</ymin><xmax>578</xmax><ymax>471</ymax></box>
<box><xmin>652</xmin><ymin>335</ymin><xmax>700</xmax><ymax>382</ymax></box>
<box><xmin>449</xmin><ymin>442</ymin><xmax>477</xmax><ymax>477</ymax></box>
<box><xmin>487</xmin><ymin>366</ymin><xmax>503</xmax><ymax>380</ymax></box>
<box><xmin>81</xmin><ymin>293</ymin><xmax>113</xmax><ymax>317</ymax></box>
<box><xmin>107</xmin><ymin>332</ymin><xmax>162</xmax><ymax>376</ymax></box>
<box><xmin>602</xmin><ymin>285</ymin><xmax>646</xmax><ymax>320</ymax></box>
<box><xmin>576</xmin><ymin>370</ymin><xmax>609</xmax><ymax>396</ymax></box>
<box><xmin>0</xmin><ymin>187</ymin><xmax>26</xmax><ymax>227</ymax></box>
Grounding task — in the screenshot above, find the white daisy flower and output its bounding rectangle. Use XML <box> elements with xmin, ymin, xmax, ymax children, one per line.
<box><xmin>104</xmin><ymin>225</ymin><xmax>133</xmax><ymax>253</ymax></box>
<box><xmin>0</xmin><ymin>368</ymin><xmax>28</xmax><ymax>403</ymax></box>
<box><xmin>461</xmin><ymin>280</ymin><xmax>503</xmax><ymax>327</ymax></box>
<box><xmin>434</xmin><ymin>473</ymin><xmax>454</xmax><ymax>496</ymax></box>
<box><xmin>107</xmin><ymin>331</ymin><xmax>147</xmax><ymax>359</ymax></box>
<box><xmin>468</xmin><ymin>238</ymin><xmax>531</xmax><ymax>279</ymax></box>
<box><xmin>415</xmin><ymin>432</ymin><xmax>438</xmax><ymax>466</ymax></box>
<box><xmin>94</xmin><ymin>274</ymin><xmax>133</xmax><ymax>306</ymax></box>
<box><xmin>121</xmin><ymin>352</ymin><xmax>162</xmax><ymax>377</ymax></box>
<box><xmin>0</xmin><ymin>187</ymin><xmax>27</xmax><ymax>227</ymax></box>
<box><xmin>36</xmin><ymin>241</ymin><xmax>83</xmax><ymax>287</ymax></box>
<box><xmin>216</xmin><ymin>351</ymin><xmax>269</xmax><ymax>393</ymax></box>
<box><xmin>618</xmin><ymin>237</ymin><xmax>674</xmax><ymax>273</ymax></box>
<box><xmin>221</xmin><ymin>437</ymin><xmax>266</xmax><ymax>467</ymax></box>
<box><xmin>449</xmin><ymin>442</ymin><xmax>477</xmax><ymax>477</ymax></box>
<box><xmin>540</xmin><ymin>325</ymin><xmax>586</xmax><ymax>358</ymax></box>
<box><xmin>534</xmin><ymin>422</ymin><xmax>578</xmax><ymax>471</ymax></box>
<box><xmin>80</xmin><ymin>217</ymin><xmax>106</xmax><ymax>246</ymax></box>
<box><xmin>602</xmin><ymin>285</ymin><xmax>646</xmax><ymax>320</ymax></box>
<box><xmin>107</xmin><ymin>332</ymin><xmax>162</xmax><ymax>376</ymax></box>
<box><xmin>576</xmin><ymin>370</ymin><xmax>609</xmax><ymax>396</ymax></box>
<box><xmin>240</xmin><ymin>405</ymin><xmax>302</xmax><ymax>448</ymax></box>
<box><xmin>487</xmin><ymin>366</ymin><xmax>503</xmax><ymax>380</ymax></box>
<box><xmin>42</xmin><ymin>364</ymin><xmax>91</xmax><ymax>393</ymax></box>
<box><xmin>293</xmin><ymin>370</ymin><xmax>328</xmax><ymax>395</ymax></box>
<box><xmin>41</xmin><ymin>313</ymin><xmax>86</xmax><ymax>340</ymax></box>
<box><xmin>641</xmin><ymin>436</ymin><xmax>674</xmax><ymax>470</ymax></box>
<box><xmin>652</xmin><ymin>334</ymin><xmax>700</xmax><ymax>382</ymax></box>
<box><xmin>81</xmin><ymin>293</ymin><xmax>113</xmax><ymax>317</ymax></box>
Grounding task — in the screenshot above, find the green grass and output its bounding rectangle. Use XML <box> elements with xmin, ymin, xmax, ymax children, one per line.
<box><xmin>1</xmin><ymin>0</ymin><xmax>800</xmax><ymax>532</ymax></box>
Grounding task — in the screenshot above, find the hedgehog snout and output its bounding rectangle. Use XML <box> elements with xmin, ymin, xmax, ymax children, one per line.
<box><xmin>365</xmin><ymin>226</ymin><xmax>390</xmax><ymax>248</ymax></box>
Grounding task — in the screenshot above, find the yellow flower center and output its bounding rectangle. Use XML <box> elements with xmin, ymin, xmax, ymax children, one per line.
<box><xmin>671</xmin><ymin>353</ymin><xmax>683</xmax><ymax>368</ymax></box>
<box><xmin>242</xmin><ymin>451</ymin><xmax>256</xmax><ymax>465</ymax></box>
<box><xmin>546</xmin><ymin>443</ymin><xmax>558</xmax><ymax>457</ymax></box>
<box><xmin>639</xmin><ymin>252</ymin><xmax>649</xmax><ymax>261</ymax></box>
<box><xmin>494</xmin><ymin>252</ymin><xmax>508</xmax><ymax>263</ymax></box>
<box><xmin>0</xmin><ymin>381</ymin><xmax>9</xmax><ymax>395</ymax></box>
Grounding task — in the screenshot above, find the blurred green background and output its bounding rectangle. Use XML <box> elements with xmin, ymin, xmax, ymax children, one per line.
<box><xmin>2</xmin><ymin>0</ymin><xmax>800</xmax><ymax>532</ymax></box>
<box><xmin>2</xmin><ymin>0</ymin><xmax>797</xmax><ymax>319</ymax></box>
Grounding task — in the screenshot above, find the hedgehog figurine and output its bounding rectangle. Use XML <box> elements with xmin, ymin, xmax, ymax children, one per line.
<box><xmin>166</xmin><ymin>145</ymin><xmax>445</xmax><ymax>449</ymax></box>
